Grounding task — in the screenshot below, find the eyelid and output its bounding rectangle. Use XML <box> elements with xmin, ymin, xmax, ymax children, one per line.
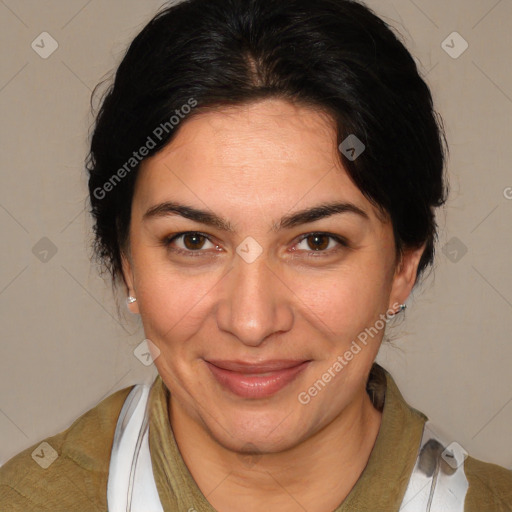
<box><xmin>163</xmin><ymin>231</ymin><xmax>220</xmax><ymax>255</ymax></box>
<box><xmin>295</xmin><ymin>232</ymin><xmax>348</xmax><ymax>248</ymax></box>
<box><xmin>290</xmin><ymin>232</ymin><xmax>348</xmax><ymax>257</ymax></box>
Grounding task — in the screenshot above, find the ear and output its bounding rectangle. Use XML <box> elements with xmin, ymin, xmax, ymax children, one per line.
<box><xmin>389</xmin><ymin>243</ymin><xmax>426</xmax><ymax>311</ymax></box>
<box><xmin>121</xmin><ymin>252</ymin><xmax>140</xmax><ymax>315</ymax></box>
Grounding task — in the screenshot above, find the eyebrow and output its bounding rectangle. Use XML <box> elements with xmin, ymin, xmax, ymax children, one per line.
<box><xmin>142</xmin><ymin>200</ymin><xmax>369</xmax><ymax>232</ymax></box>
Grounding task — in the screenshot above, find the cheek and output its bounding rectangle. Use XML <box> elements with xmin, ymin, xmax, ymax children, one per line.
<box><xmin>291</xmin><ymin>262</ymin><xmax>391</xmax><ymax>335</ymax></box>
<box><xmin>132</xmin><ymin>232</ymin><xmax>217</xmax><ymax>303</ymax></box>
<box><xmin>135</xmin><ymin>264</ymin><xmax>219</xmax><ymax>341</ymax></box>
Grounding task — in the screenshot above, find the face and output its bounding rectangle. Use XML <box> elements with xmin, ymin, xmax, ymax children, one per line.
<box><xmin>122</xmin><ymin>99</ymin><xmax>423</xmax><ymax>453</ymax></box>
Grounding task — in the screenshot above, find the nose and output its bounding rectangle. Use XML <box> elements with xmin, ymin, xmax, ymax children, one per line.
<box><xmin>216</xmin><ymin>254</ymin><xmax>294</xmax><ymax>347</ymax></box>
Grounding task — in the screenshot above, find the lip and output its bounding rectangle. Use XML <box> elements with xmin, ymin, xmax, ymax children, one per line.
<box><xmin>205</xmin><ymin>359</ymin><xmax>311</xmax><ymax>399</ymax></box>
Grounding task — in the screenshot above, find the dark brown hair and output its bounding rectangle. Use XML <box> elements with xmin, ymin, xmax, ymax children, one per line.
<box><xmin>87</xmin><ymin>0</ymin><xmax>448</xmax><ymax>293</ymax></box>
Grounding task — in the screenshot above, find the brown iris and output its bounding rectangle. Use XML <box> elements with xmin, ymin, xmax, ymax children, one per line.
<box><xmin>305</xmin><ymin>234</ymin><xmax>330</xmax><ymax>251</ymax></box>
<box><xmin>183</xmin><ymin>233</ymin><xmax>207</xmax><ymax>250</ymax></box>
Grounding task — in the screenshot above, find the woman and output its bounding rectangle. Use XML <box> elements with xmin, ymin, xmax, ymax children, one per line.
<box><xmin>1</xmin><ymin>0</ymin><xmax>510</xmax><ymax>510</ymax></box>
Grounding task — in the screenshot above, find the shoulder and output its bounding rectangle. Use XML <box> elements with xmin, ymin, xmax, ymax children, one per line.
<box><xmin>0</xmin><ymin>385</ymin><xmax>134</xmax><ymax>512</ymax></box>
<box><xmin>464</xmin><ymin>455</ymin><xmax>512</xmax><ymax>511</ymax></box>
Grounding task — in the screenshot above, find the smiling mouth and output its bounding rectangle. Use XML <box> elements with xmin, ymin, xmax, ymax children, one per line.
<box><xmin>205</xmin><ymin>359</ymin><xmax>311</xmax><ymax>399</ymax></box>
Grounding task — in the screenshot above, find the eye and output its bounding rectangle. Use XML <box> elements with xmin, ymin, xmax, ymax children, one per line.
<box><xmin>163</xmin><ymin>232</ymin><xmax>221</xmax><ymax>256</ymax></box>
<box><xmin>292</xmin><ymin>232</ymin><xmax>347</xmax><ymax>255</ymax></box>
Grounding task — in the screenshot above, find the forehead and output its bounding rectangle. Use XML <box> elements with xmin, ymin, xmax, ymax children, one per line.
<box><xmin>133</xmin><ymin>99</ymin><xmax>386</xmax><ymax>225</ymax></box>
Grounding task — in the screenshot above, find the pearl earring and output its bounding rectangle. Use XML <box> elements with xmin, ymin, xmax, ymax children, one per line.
<box><xmin>126</xmin><ymin>296</ymin><xmax>137</xmax><ymax>306</ymax></box>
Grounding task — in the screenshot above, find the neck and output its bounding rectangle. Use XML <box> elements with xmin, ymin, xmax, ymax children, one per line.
<box><xmin>169</xmin><ymin>388</ymin><xmax>382</xmax><ymax>512</ymax></box>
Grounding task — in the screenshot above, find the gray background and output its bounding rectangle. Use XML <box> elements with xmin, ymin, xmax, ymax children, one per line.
<box><xmin>1</xmin><ymin>0</ymin><xmax>511</xmax><ymax>469</ymax></box>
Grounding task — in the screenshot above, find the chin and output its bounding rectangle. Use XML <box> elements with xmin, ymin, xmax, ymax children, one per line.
<box><xmin>205</xmin><ymin>406</ymin><xmax>310</xmax><ymax>454</ymax></box>
<box><xmin>216</xmin><ymin>427</ymin><xmax>305</xmax><ymax>456</ymax></box>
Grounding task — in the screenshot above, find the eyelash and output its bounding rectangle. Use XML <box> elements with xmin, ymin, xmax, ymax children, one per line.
<box><xmin>161</xmin><ymin>231</ymin><xmax>348</xmax><ymax>258</ymax></box>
